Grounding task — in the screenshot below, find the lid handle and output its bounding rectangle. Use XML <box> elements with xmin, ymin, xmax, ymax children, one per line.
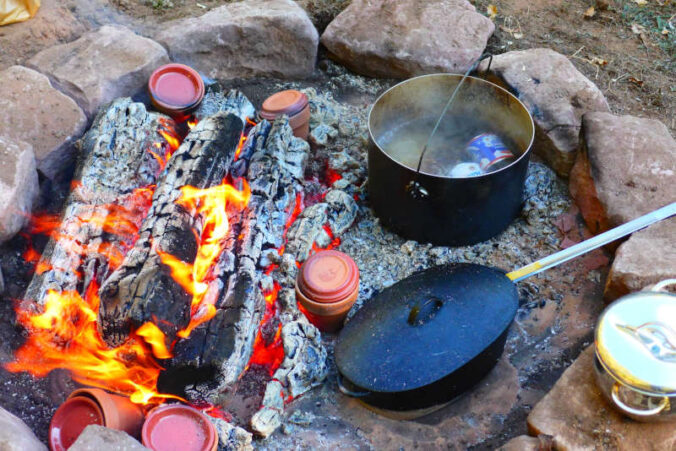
<box><xmin>611</xmin><ymin>383</ymin><xmax>670</xmax><ymax>417</ymax></box>
<box><xmin>408</xmin><ymin>297</ymin><xmax>444</xmax><ymax>326</ymax></box>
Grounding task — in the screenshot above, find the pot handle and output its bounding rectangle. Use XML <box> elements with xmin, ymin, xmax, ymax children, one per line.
<box><xmin>336</xmin><ymin>373</ymin><xmax>371</xmax><ymax>398</ymax></box>
<box><xmin>651</xmin><ymin>279</ymin><xmax>676</xmax><ymax>293</ymax></box>
<box><xmin>611</xmin><ymin>383</ymin><xmax>669</xmax><ymax>417</ymax></box>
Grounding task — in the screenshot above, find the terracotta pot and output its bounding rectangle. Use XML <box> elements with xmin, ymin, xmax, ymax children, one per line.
<box><xmin>259</xmin><ymin>90</ymin><xmax>310</xmax><ymax>140</ymax></box>
<box><xmin>296</xmin><ymin>250</ymin><xmax>359</xmax><ymax>332</ymax></box>
<box><xmin>148</xmin><ymin>63</ymin><xmax>205</xmax><ymax>119</ymax></box>
<box><xmin>49</xmin><ymin>396</ymin><xmax>104</xmax><ymax>451</ymax></box>
<box><xmin>69</xmin><ymin>388</ymin><xmax>145</xmax><ymax>439</ymax></box>
<box><xmin>142</xmin><ymin>404</ymin><xmax>217</xmax><ymax>451</ymax></box>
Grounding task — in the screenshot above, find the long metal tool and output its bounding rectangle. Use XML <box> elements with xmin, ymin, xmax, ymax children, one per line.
<box><xmin>507</xmin><ymin>202</ymin><xmax>676</xmax><ymax>282</ymax></box>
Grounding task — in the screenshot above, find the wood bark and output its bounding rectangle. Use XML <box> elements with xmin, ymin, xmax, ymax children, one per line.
<box><xmin>98</xmin><ymin>113</ymin><xmax>244</xmax><ymax>346</ymax></box>
<box><xmin>24</xmin><ymin>98</ymin><xmax>175</xmax><ymax>305</ymax></box>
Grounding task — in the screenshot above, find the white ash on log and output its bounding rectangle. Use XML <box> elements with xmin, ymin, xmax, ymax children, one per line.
<box><xmin>192</xmin><ymin>81</ymin><xmax>256</xmax><ymax>125</ymax></box>
<box><xmin>24</xmin><ymin>98</ymin><xmax>176</xmax><ymax>305</ymax></box>
<box><xmin>98</xmin><ymin>113</ymin><xmax>245</xmax><ymax>347</ymax></box>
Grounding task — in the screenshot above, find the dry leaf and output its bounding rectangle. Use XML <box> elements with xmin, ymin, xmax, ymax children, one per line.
<box><xmin>590</xmin><ymin>56</ymin><xmax>608</xmax><ymax>66</ymax></box>
<box><xmin>487</xmin><ymin>4</ymin><xmax>498</xmax><ymax>20</ymax></box>
<box><xmin>627</xmin><ymin>76</ymin><xmax>644</xmax><ymax>87</ymax></box>
<box><xmin>595</xmin><ymin>0</ymin><xmax>610</xmax><ymax>10</ymax></box>
<box><xmin>513</xmin><ymin>32</ymin><xmax>524</xmax><ymax>39</ymax></box>
<box><xmin>633</xmin><ymin>0</ymin><xmax>647</xmax><ymax>5</ymax></box>
<box><xmin>631</xmin><ymin>23</ymin><xmax>648</xmax><ymax>34</ymax></box>
<box><xmin>499</xmin><ymin>25</ymin><xmax>523</xmax><ymax>39</ymax></box>
<box><xmin>584</xmin><ymin>6</ymin><xmax>596</xmax><ymax>18</ymax></box>
<box><xmin>662</xmin><ymin>28</ymin><xmax>670</xmax><ymax>35</ymax></box>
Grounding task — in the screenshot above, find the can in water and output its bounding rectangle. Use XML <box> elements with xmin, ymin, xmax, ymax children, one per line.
<box><xmin>465</xmin><ymin>133</ymin><xmax>515</xmax><ymax>172</ymax></box>
<box><xmin>449</xmin><ymin>162</ymin><xmax>483</xmax><ymax>178</ymax></box>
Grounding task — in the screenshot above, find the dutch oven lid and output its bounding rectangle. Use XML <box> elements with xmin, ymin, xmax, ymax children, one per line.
<box><xmin>335</xmin><ymin>263</ymin><xmax>518</xmax><ymax>393</ymax></box>
<box><xmin>595</xmin><ymin>286</ymin><xmax>676</xmax><ymax>396</ymax></box>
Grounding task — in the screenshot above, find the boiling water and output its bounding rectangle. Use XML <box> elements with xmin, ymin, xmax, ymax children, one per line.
<box><xmin>377</xmin><ymin>115</ymin><xmax>518</xmax><ymax>177</ymax></box>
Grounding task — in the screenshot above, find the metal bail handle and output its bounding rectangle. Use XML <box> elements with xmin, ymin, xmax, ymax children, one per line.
<box><xmin>405</xmin><ymin>53</ymin><xmax>494</xmax><ymax>201</ymax></box>
<box><xmin>651</xmin><ymin>279</ymin><xmax>676</xmax><ymax>293</ymax></box>
<box><xmin>336</xmin><ymin>373</ymin><xmax>370</xmax><ymax>398</ymax></box>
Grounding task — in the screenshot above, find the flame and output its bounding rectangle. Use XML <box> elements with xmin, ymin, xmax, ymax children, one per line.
<box><xmin>247</xmin><ymin>283</ymin><xmax>284</xmax><ymax>375</ymax></box>
<box><xmin>187</xmin><ymin>118</ymin><xmax>198</xmax><ymax>129</ymax></box>
<box><xmin>6</xmin><ymin>126</ymin><xmax>184</xmax><ymax>405</ymax></box>
<box><xmin>234</xmin><ymin>133</ymin><xmax>247</xmax><ymax>160</ymax></box>
<box><xmin>5</xmin><ymin>281</ymin><xmax>180</xmax><ymax>405</ymax></box>
<box><xmin>158</xmin><ymin>179</ymin><xmax>251</xmax><ymax>339</ymax></box>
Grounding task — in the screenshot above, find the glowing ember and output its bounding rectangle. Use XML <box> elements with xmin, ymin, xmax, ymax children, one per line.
<box><xmin>247</xmin><ymin>283</ymin><xmax>284</xmax><ymax>375</ymax></box>
<box><xmin>158</xmin><ymin>179</ymin><xmax>251</xmax><ymax>339</ymax></box>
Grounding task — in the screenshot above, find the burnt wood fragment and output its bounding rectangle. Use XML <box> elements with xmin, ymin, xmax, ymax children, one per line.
<box><xmin>98</xmin><ymin>113</ymin><xmax>244</xmax><ymax>346</ymax></box>
<box><xmin>24</xmin><ymin>98</ymin><xmax>175</xmax><ymax>305</ymax></box>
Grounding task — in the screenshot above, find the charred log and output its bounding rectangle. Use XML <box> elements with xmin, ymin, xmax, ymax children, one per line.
<box><xmin>24</xmin><ymin>98</ymin><xmax>175</xmax><ymax>305</ymax></box>
<box><xmin>98</xmin><ymin>113</ymin><xmax>244</xmax><ymax>346</ymax></box>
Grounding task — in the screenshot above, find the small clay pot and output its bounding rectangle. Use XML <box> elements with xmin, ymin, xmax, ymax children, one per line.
<box><xmin>69</xmin><ymin>388</ymin><xmax>145</xmax><ymax>439</ymax></box>
<box><xmin>142</xmin><ymin>404</ymin><xmax>217</xmax><ymax>451</ymax></box>
<box><xmin>148</xmin><ymin>63</ymin><xmax>205</xmax><ymax>120</ymax></box>
<box><xmin>50</xmin><ymin>396</ymin><xmax>104</xmax><ymax>451</ymax></box>
<box><xmin>259</xmin><ymin>90</ymin><xmax>310</xmax><ymax>140</ymax></box>
<box><xmin>296</xmin><ymin>250</ymin><xmax>359</xmax><ymax>332</ymax></box>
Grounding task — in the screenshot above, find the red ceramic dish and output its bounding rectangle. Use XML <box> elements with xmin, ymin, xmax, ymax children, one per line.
<box><xmin>259</xmin><ymin>90</ymin><xmax>310</xmax><ymax>139</ymax></box>
<box><xmin>298</xmin><ymin>250</ymin><xmax>359</xmax><ymax>303</ymax></box>
<box><xmin>142</xmin><ymin>404</ymin><xmax>217</xmax><ymax>451</ymax></box>
<box><xmin>148</xmin><ymin>64</ymin><xmax>205</xmax><ymax>117</ymax></box>
<box><xmin>50</xmin><ymin>396</ymin><xmax>104</xmax><ymax>451</ymax></box>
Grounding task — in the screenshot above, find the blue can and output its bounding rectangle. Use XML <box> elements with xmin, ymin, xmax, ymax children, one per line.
<box><xmin>466</xmin><ymin>133</ymin><xmax>515</xmax><ymax>171</ymax></box>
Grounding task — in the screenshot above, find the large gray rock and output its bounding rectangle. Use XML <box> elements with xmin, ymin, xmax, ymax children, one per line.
<box><xmin>28</xmin><ymin>25</ymin><xmax>169</xmax><ymax>117</ymax></box>
<box><xmin>0</xmin><ymin>405</ymin><xmax>47</xmax><ymax>451</ymax></box>
<box><xmin>69</xmin><ymin>425</ymin><xmax>148</xmax><ymax>451</ymax></box>
<box><xmin>0</xmin><ymin>137</ymin><xmax>38</xmax><ymax>243</ymax></box>
<box><xmin>528</xmin><ymin>346</ymin><xmax>676</xmax><ymax>450</ymax></box>
<box><xmin>321</xmin><ymin>0</ymin><xmax>494</xmax><ymax>78</ymax></box>
<box><xmin>605</xmin><ymin>219</ymin><xmax>675</xmax><ymax>301</ymax></box>
<box><xmin>0</xmin><ymin>66</ymin><xmax>87</xmax><ymax>179</ymax></box>
<box><xmin>208</xmin><ymin>417</ymin><xmax>253</xmax><ymax>451</ymax></box>
<box><xmin>481</xmin><ymin>48</ymin><xmax>610</xmax><ymax>176</ymax></box>
<box><xmin>156</xmin><ymin>0</ymin><xmax>318</xmax><ymax>79</ymax></box>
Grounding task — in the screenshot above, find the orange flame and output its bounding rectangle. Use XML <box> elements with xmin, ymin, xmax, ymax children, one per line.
<box><xmin>5</xmin><ymin>281</ymin><xmax>180</xmax><ymax>405</ymax></box>
<box><xmin>158</xmin><ymin>179</ymin><xmax>251</xmax><ymax>339</ymax></box>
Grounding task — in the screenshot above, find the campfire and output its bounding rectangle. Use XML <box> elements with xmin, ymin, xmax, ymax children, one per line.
<box><xmin>4</xmin><ymin>83</ymin><xmax>355</xmax><ymax>439</ymax></box>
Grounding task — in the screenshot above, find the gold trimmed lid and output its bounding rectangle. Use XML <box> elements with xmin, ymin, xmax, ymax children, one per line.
<box><xmin>595</xmin><ymin>285</ymin><xmax>676</xmax><ymax>396</ymax></box>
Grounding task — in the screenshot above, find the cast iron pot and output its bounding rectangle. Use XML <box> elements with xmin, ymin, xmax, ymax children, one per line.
<box><xmin>335</xmin><ymin>264</ymin><xmax>518</xmax><ymax>415</ymax></box>
<box><xmin>368</xmin><ymin>74</ymin><xmax>535</xmax><ymax>246</ymax></box>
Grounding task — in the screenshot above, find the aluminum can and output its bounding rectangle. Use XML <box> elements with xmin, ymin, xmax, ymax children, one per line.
<box><xmin>466</xmin><ymin>133</ymin><xmax>515</xmax><ymax>171</ymax></box>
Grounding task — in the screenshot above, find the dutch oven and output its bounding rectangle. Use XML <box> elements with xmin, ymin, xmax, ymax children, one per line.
<box><xmin>368</xmin><ymin>74</ymin><xmax>535</xmax><ymax>246</ymax></box>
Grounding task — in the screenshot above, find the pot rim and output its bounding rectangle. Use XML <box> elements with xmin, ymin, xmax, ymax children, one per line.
<box><xmin>367</xmin><ymin>73</ymin><xmax>535</xmax><ymax>180</ymax></box>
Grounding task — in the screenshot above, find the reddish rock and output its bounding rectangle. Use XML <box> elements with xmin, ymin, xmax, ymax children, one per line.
<box><xmin>156</xmin><ymin>0</ymin><xmax>318</xmax><ymax>80</ymax></box>
<box><xmin>528</xmin><ymin>346</ymin><xmax>676</xmax><ymax>450</ymax></box>
<box><xmin>605</xmin><ymin>218</ymin><xmax>675</xmax><ymax>301</ymax></box>
<box><xmin>28</xmin><ymin>25</ymin><xmax>169</xmax><ymax>117</ymax></box>
<box><xmin>321</xmin><ymin>0</ymin><xmax>494</xmax><ymax>78</ymax></box>
<box><xmin>0</xmin><ymin>137</ymin><xmax>38</xmax><ymax>243</ymax></box>
<box><xmin>0</xmin><ymin>66</ymin><xmax>87</xmax><ymax>180</ymax></box>
<box><xmin>570</xmin><ymin>112</ymin><xmax>675</xmax><ymax>232</ymax></box>
<box><xmin>481</xmin><ymin>49</ymin><xmax>609</xmax><ymax>176</ymax></box>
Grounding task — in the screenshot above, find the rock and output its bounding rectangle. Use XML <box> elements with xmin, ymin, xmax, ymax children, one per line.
<box><xmin>28</xmin><ymin>25</ymin><xmax>169</xmax><ymax>117</ymax></box>
<box><xmin>207</xmin><ymin>417</ymin><xmax>254</xmax><ymax>451</ymax></box>
<box><xmin>156</xmin><ymin>0</ymin><xmax>318</xmax><ymax>79</ymax></box>
<box><xmin>605</xmin><ymin>219</ymin><xmax>676</xmax><ymax>301</ymax></box>
<box><xmin>69</xmin><ymin>425</ymin><xmax>148</xmax><ymax>451</ymax></box>
<box><xmin>528</xmin><ymin>346</ymin><xmax>676</xmax><ymax>450</ymax></box>
<box><xmin>0</xmin><ymin>66</ymin><xmax>87</xmax><ymax>179</ymax></box>
<box><xmin>0</xmin><ymin>266</ymin><xmax>4</xmax><ymax>293</ymax></box>
<box><xmin>481</xmin><ymin>48</ymin><xmax>609</xmax><ymax>176</ymax></box>
<box><xmin>0</xmin><ymin>0</ymin><xmax>86</xmax><ymax>71</ymax></box>
<box><xmin>0</xmin><ymin>405</ymin><xmax>47</xmax><ymax>451</ymax></box>
<box><xmin>570</xmin><ymin>112</ymin><xmax>675</xmax><ymax>234</ymax></box>
<box><xmin>0</xmin><ymin>138</ymin><xmax>39</xmax><ymax>242</ymax></box>
<box><xmin>321</xmin><ymin>0</ymin><xmax>494</xmax><ymax>78</ymax></box>
<box><xmin>498</xmin><ymin>435</ymin><xmax>553</xmax><ymax>451</ymax></box>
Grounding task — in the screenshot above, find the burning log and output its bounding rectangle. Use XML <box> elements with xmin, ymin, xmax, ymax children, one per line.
<box><xmin>24</xmin><ymin>98</ymin><xmax>176</xmax><ymax>305</ymax></box>
<box><xmin>98</xmin><ymin>113</ymin><xmax>245</xmax><ymax>347</ymax></box>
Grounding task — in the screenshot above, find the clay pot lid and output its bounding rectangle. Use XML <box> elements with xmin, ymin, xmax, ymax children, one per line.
<box><xmin>142</xmin><ymin>404</ymin><xmax>217</xmax><ymax>451</ymax></box>
<box><xmin>148</xmin><ymin>63</ymin><xmax>205</xmax><ymax>111</ymax></box>
<box><xmin>298</xmin><ymin>250</ymin><xmax>359</xmax><ymax>303</ymax></box>
<box><xmin>50</xmin><ymin>396</ymin><xmax>104</xmax><ymax>451</ymax></box>
<box><xmin>260</xmin><ymin>90</ymin><xmax>308</xmax><ymax>120</ymax></box>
